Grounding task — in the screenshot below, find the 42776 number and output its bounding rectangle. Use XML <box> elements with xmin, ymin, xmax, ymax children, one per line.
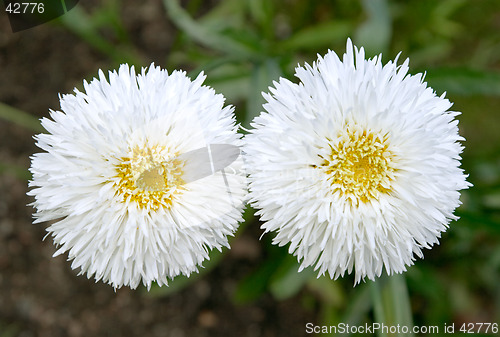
<box><xmin>5</xmin><ymin>2</ymin><xmax>44</xmax><ymax>14</ymax></box>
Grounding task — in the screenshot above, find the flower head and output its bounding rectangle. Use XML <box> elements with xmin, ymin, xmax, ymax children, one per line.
<box><xmin>29</xmin><ymin>64</ymin><xmax>246</xmax><ymax>289</ymax></box>
<box><xmin>244</xmin><ymin>39</ymin><xmax>470</xmax><ymax>283</ymax></box>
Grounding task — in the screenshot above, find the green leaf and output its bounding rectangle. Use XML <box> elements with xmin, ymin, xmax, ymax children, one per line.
<box><xmin>246</xmin><ymin>58</ymin><xmax>282</xmax><ymax>127</ymax></box>
<box><xmin>221</xmin><ymin>27</ymin><xmax>265</xmax><ymax>54</ymax></box>
<box><xmin>188</xmin><ymin>55</ymin><xmax>250</xmax><ymax>79</ymax></box>
<box><xmin>455</xmin><ymin>209</ymin><xmax>500</xmax><ymax>234</ymax></box>
<box><xmin>278</xmin><ymin>21</ymin><xmax>353</xmax><ymax>52</ymax></box>
<box><xmin>233</xmin><ymin>242</ymin><xmax>288</xmax><ymax>303</ymax></box>
<box><xmin>269</xmin><ymin>255</ymin><xmax>315</xmax><ymax>300</ymax></box>
<box><xmin>58</xmin><ymin>6</ymin><xmax>139</xmax><ymax>65</ymax></box>
<box><xmin>163</xmin><ymin>0</ymin><xmax>257</xmax><ymax>57</ymax></box>
<box><xmin>196</xmin><ymin>0</ymin><xmax>246</xmax><ymax>30</ymax></box>
<box><xmin>146</xmin><ymin>247</ymin><xmax>224</xmax><ymax>297</ymax></box>
<box><xmin>340</xmin><ymin>283</ymin><xmax>372</xmax><ymax>331</ymax></box>
<box><xmin>307</xmin><ymin>276</ymin><xmax>344</xmax><ymax>307</ymax></box>
<box><xmin>246</xmin><ymin>0</ymin><xmax>273</xmax><ymax>40</ymax></box>
<box><xmin>90</xmin><ymin>0</ymin><xmax>130</xmax><ymax>43</ymax></box>
<box><xmin>0</xmin><ymin>102</ymin><xmax>44</xmax><ymax>133</ymax></box>
<box><xmin>355</xmin><ymin>0</ymin><xmax>392</xmax><ymax>55</ymax></box>
<box><xmin>0</xmin><ymin>322</ymin><xmax>20</xmax><ymax>337</ymax></box>
<box><xmin>0</xmin><ymin>162</ymin><xmax>31</xmax><ymax>181</ymax></box>
<box><xmin>319</xmin><ymin>282</ymin><xmax>372</xmax><ymax>336</ymax></box>
<box><xmin>200</xmin><ymin>61</ymin><xmax>252</xmax><ymax>110</ymax></box>
<box><xmin>424</xmin><ymin>67</ymin><xmax>500</xmax><ymax>96</ymax></box>
<box><xmin>405</xmin><ymin>265</ymin><xmax>451</xmax><ymax>325</ymax></box>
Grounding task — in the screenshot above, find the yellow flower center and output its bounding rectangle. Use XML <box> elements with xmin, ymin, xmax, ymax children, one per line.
<box><xmin>114</xmin><ymin>145</ymin><xmax>185</xmax><ymax>210</ymax></box>
<box><xmin>318</xmin><ymin>126</ymin><xmax>396</xmax><ymax>204</ymax></box>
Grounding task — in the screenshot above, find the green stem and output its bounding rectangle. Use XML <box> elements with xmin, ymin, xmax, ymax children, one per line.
<box><xmin>389</xmin><ymin>273</ymin><xmax>414</xmax><ymax>335</ymax></box>
<box><xmin>60</xmin><ymin>0</ymin><xmax>67</xmax><ymax>12</ymax></box>
<box><xmin>371</xmin><ymin>277</ymin><xmax>389</xmax><ymax>337</ymax></box>
<box><xmin>370</xmin><ymin>274</ymin><xmax>414</xmax><ymax>337</ymax></box>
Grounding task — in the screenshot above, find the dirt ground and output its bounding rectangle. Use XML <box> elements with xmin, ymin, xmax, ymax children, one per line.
<box><xmin>0</xmin><ymin>1</ymin><xmax>315</xmax><ymax>336</ymax></box>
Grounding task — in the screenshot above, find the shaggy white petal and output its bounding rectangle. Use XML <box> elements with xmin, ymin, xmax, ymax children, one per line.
<box><xmin>29</xmin><ymin>64</ymin><xmax>246</xmax><ymax>289</ymax></box>
<box><xmin>244</xmin><ymin>39</ymin><xmax>470</xmax><ymax>284</ymax></box>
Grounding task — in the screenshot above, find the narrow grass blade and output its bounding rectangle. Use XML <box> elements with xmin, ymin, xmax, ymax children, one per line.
<box><xmin>0</xmin><ymin>102</ymin><xmax>44</xmax><ymax>133</ymax></box>
<box><xmin>163</xmin><ymin>0</ymin><xmax>256</xmax><ymax>57</ymax></box>
<box><xmin>58</xmin><ymin>6</ymin><xmax>140</xmax><ymax>65</ymax></box>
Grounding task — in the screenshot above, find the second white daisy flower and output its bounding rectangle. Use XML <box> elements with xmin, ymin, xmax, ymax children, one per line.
<box><xmin>244</xmin><ymin>39</ymin><xmax>470</xmax><ymax>283</ymax></box>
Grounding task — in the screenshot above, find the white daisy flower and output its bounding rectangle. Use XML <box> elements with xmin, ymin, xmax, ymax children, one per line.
<box><xmin>28</xmin><ymin>64</ymin><xmax>246</xmax><ymax>289</ymax></box>
<box><xmin>244</xmin><ymin>39</ymin><xmax>471</xmax><ymax>284</ymax></box>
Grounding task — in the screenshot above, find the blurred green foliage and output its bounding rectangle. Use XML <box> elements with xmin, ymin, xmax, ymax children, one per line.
<box><xmin>1</xmin><ymin>0</ymin><xmax>499</xmax><ymax>335</ymax></box>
